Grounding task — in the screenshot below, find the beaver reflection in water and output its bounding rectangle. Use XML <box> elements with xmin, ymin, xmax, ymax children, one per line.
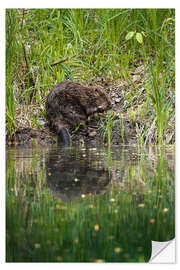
<box><xmin>46</xmin><ymin>81</ymin><xmax>112</xmax><ymax>145</ymax></box>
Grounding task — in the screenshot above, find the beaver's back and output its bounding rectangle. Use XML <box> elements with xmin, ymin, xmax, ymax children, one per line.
<box><xmin>46</xmin><ymin>80</ymin><xmax>112</xmax><ymax>133</ymax></box>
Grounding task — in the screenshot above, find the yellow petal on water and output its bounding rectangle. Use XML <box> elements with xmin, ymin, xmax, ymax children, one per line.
<box><xmin>114</xmin><ymin>247</ymin><xmax>121</xmax><ymax>253</ymax></box>
<box><xmin>74</xmin><ymin>237</ymin><xmax>79</xmax><ymax>244</ymax></box>
<box><xmin>149</xmin><ymin>218</ymin><xmax>156</xmax><ymax>224</ymax></box>
<box><xmin>56</xmin><ymin>205</ymin><xmax>67</xmax><ymax>210</ymax></box>
<box><xmin>163</xmin><ymin>208</ymin><xmax>169</xmax><ymax>212</ymax></box>
<box><xmin>124</xmin><ymin>253</ymin><xmax>129</xmax><ymax>258</ymax></box>
<box><xmin>56</xmin><ymin>256</ymin><xmax>62</xmax><ymax>261</ymax></box>
<box><xmin>138</xmin><ymin>203</ymin><xmax>145</xmax><ymax>208</ymax></box>
<box><xmin>94</xmin><ymin>259</ymin><xmax>104</xmax><ymax>263</ymax></box>
<box><xmin>34</xmin><ymin>243</ymin><xmax>40</xmax><ymax>249</ymax></box>
<box><xmin>94</xmin><ymin>224</ymin><xmax>100</xmax><ymax>231</ymax></box>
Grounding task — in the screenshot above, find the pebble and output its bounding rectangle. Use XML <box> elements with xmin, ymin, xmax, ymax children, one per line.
<box><xmin>132</xmin><ymin>75</ymin><xmax>141</xmax><ymax>82</ymax></box>
<box><xmin>115</xmin><ymin>98</ymin><xmax>121</xmax><ymax>103</ymax></box>
<box><xmin>88</xmin><ymin>131</ymin><xmax>97</xmax><ymax>137</ymax></box>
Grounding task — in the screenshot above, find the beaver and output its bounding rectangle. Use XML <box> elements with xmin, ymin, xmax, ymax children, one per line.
<box><xmin>45</xmin><ymin>80</ymin><xmax>112</xmax><ymax>145</ymax></box>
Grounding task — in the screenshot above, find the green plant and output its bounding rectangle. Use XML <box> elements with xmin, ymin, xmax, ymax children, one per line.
<box><xmin>6</xmin><ymin>10</ymin><xmax>17</xmax><ymax>137</ymax></box>
<box><xmin>71</xmin><ymin>122</ymin><xmax>86</xmax><ymax>139</ymax></box>
<box><xmin>125</xmin><ymin>31</ymin><xmax>144</xmax><ymax>44</ymax></box>
<box><xmin>147</xmin><ymin>60</ymin><xmax>172</xmax><ymax>144</ymax></box>
<box><xmin>102</xmin><ymin>111</ymin><xmax>115</xmax><ymax>147</ymax></box>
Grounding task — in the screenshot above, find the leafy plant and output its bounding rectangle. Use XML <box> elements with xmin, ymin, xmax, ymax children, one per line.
<box><xmin>125</xmin><ymin>31</ymin><xmax>144</xmax><ymax>44</ymax></box>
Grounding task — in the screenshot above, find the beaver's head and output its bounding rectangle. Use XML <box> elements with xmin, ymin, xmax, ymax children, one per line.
<box><xmin>86</xmin><ymin>86</ymin><xmax>112</xmax><ymax>115</ymax></box>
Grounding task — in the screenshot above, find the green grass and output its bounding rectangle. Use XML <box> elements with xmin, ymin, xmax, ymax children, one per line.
<box><xmin>6</xmin><ymin>8</ymin><xmax>175</xmax><ymax>144</ymax></box>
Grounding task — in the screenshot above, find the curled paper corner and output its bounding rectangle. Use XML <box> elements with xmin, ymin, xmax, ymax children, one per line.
<box><xmin>150</xmin><ymin>239</ymin><xmax>175</xmax><ymax>263</ymax></box>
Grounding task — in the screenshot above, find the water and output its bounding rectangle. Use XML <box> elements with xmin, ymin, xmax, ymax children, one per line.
<box><xmin>6</xmin><ymin>144</ymin><xmax>175</xmax><ymax>262</ymax></box>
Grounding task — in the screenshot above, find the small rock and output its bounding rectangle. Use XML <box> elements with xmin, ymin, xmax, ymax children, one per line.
<box><xmin>38</xmin><ymin>118</ymin><xmax>46</xmax><ymax>126</ymax></box>
<box><xmin>118</xmin><ymin>81</ymin><xmax>128</xmax><ymax>87</ymax></box>
<box><xmin>111</xmin><ymin>92</ymin><xmax>116</xmax><ymax>97</ymax></box>
<box><xmin>88</xmin><ymin>131</ymin><xmax>97</xmax><ymax>137</ymax></box>
<box><xmin>132</xmin><ymin>75</ymin><xmax>141</xmax><ymax>82</ymax></box>
<box><xmin>115</xmin><ymin>98</ymin><xmax>121</xmax><ymax>103</ymax></box>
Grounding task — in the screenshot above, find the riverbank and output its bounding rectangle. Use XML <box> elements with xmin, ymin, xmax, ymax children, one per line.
<box><xmin>6</xmin><ymin>63</ymin><xmax>175</xmax><ymax>147</ymax></box>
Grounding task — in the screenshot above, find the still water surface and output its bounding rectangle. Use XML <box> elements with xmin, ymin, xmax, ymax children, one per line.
<box><xmin>6</xmin><ymin>144</ymin><xmax>175</xmax><ymax>262</ymax></box>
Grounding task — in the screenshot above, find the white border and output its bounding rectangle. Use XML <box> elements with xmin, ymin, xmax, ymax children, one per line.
<box><xmin>1</xmin><ymin>1</ymin><xmax>179</xmax><ymax>269</ymax></box>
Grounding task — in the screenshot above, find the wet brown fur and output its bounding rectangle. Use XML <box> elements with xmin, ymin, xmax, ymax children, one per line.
<box><xmin>45</xmin><ymin>81</ymin><xmax>112</xmax><ymax>135</ymax></box>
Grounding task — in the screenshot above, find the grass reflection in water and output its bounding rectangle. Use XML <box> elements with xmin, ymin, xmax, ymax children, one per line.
<box><xmin>6</xmin><ymin>145</ymin><xmax>175</xmax><ymax>262</ymax></box>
